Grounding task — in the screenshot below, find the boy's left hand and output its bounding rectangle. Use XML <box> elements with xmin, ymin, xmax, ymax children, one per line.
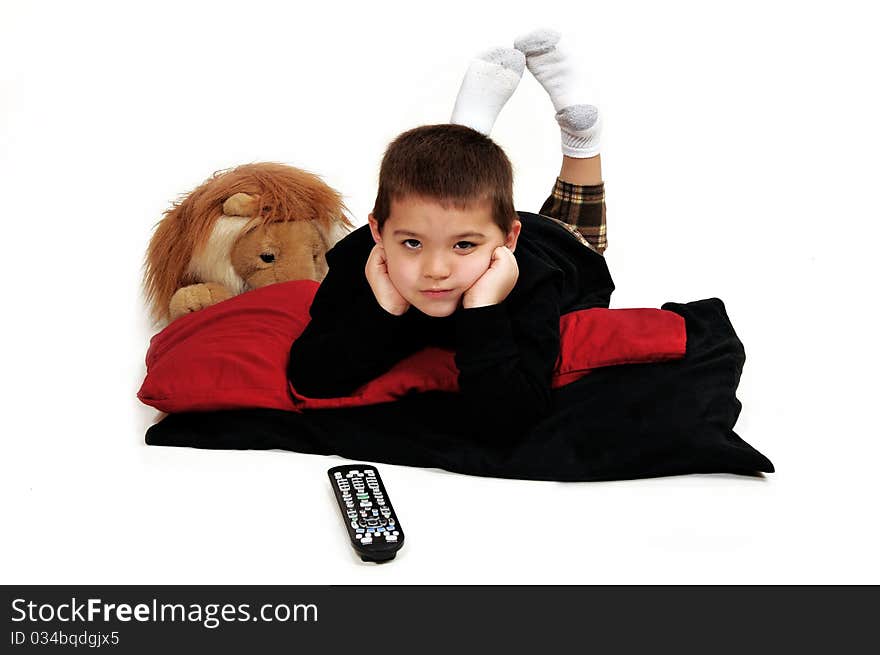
<box><xmin>462</xmin><ymin>246</ymin><xmax>519</xmax><ymax>309</ymax></box>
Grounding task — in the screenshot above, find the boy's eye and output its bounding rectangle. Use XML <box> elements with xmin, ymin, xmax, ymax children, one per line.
<box><xmin>402</xmin><ymin>239</ymin><xmax>421</xmax><ymax>249</ymax></box>
<box><xmin>453</xmin><ymin>241</ymin><xmax>477</xmax><ymax>250</ymax></box>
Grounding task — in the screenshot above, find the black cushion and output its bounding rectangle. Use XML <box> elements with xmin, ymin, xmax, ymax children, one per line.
<box><xmin>145</xmin><ymin>297</ymin><xmax>773</xmax><ymax>482</ymax></box>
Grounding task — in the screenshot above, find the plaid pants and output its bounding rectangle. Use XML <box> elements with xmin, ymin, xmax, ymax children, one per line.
<box><xmin>538</xmin><ymin>179</ymin><xmax>607</xmax><ymax>255</ymax></box>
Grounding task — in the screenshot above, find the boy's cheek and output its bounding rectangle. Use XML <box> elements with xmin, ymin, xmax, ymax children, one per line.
<box><xmin>466</xmin><ymin>256</ymin><xmax>493</xmax><ymax>283</ymax></box>
<box><xmin>385</xmin><ymin>260</ymin><xmax>413</xmax><ymax>290</ymax></box>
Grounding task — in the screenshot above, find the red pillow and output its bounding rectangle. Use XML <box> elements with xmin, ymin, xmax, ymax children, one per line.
<box><xmin>138</xmin><ymin>280</ymin><xmax>686</xmax><ymax>413</ymax></box>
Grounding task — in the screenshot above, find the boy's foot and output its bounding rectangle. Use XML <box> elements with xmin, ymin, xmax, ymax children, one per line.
<box><xmin>514</xmin><ymin>28</ymin><xmax>601</xmax><ymax>158</ymax></box>
<box><xmin>556</xmin><ymin>103</ymin><xmax>601</xmax><ymax>158</ymax></box>
<box><xmin>450</xmin><ymin>47</ymin><xmax>525</xmax><ymax>135</ymax></box>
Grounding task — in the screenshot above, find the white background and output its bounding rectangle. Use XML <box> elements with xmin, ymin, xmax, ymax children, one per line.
<box><xmin>1</xmin><ymin>0</ymin><xmax>877</xmax><ymax>584</ymax></box>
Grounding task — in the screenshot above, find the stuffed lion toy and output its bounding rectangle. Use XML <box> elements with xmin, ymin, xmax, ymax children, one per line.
<box><xmin>144</xmin><ymin>162</ymin><xmax>352</xmax><ymax>325</ymax></box>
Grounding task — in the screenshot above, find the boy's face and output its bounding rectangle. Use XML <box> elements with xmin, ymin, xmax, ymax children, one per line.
<box><xmin>368</xmin><ymin>196</ymin><xmax>521</xmax><ymax>317</ymax></box>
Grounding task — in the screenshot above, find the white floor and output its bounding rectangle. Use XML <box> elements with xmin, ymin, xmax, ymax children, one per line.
<box><xmin>2</xmin><ymin>0</ymin><xmax>878</xmax><ymax>584</ymax></box>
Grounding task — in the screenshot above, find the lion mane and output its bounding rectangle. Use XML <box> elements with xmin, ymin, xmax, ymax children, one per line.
<box><xmin>143</xmin><ymin>162</ymin><xmax>351</xmax><ymax>324</ymax></box>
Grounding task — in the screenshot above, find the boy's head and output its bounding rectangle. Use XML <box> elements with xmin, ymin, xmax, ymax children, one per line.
<box><xmin>368</xmin><ymin>124</ymin><xmax>521</xmax><ymax>318</ymax></box>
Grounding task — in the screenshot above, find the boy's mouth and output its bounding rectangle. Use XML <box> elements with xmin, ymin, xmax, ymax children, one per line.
<box><xmin>421</xmin><ymin>289</ymin><xmax>454</xmax><ymax>297</ymax></box>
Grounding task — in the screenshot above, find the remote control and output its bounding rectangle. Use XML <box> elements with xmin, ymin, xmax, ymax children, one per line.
<box><xmin>328</xmin><ymin>464</ymin><xmax>405</xmax><ymax>563</ymax></box>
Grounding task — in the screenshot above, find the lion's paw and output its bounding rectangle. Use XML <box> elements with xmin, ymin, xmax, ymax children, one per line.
<box><xmin>169</xmin><ymin>283</ymin><xmax>234</xmax><ymax>322</ymax></box>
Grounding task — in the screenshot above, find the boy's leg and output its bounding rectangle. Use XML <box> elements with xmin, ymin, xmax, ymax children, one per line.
<box><xmin>560</xmin><ymin>153</ymin><xmax>602</xmax><ymax>186</ymax></box>
<box><xmin>539</xmin><ymin>156</ymin><xmax>607</xmax><ymax>254</ymax></box>
<box><xmin>516</xmin><ymin>29</ymin><xmax>608</xmax><ymax>254</ymax></box>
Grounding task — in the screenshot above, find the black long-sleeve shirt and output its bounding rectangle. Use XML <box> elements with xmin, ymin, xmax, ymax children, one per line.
<box><xmin>287</xmin><ymin>211</ymin><xmax>614</xmax><ymax>437</ymax></box>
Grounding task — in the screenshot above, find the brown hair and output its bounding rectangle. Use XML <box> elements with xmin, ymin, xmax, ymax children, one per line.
<box><xmin>371</xmin><ymin>124</ymin><xmax>516</xmax><ymax>232</ymax></box>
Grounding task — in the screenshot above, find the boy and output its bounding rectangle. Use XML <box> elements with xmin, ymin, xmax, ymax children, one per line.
<box><xmin>287</xmin><ymin>30</ymin><xmax>614</xmax><ymax>437</ymax></box>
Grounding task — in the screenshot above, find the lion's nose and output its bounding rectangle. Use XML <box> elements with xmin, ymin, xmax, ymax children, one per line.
<box><xmin>260</xmin><ymin>253</ymin><xmax>275</xmax><ymax>263</ymax></box>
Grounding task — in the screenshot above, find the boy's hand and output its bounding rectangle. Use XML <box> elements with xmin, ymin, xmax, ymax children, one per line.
<box><xmin>365</xmin><ymin>244</ymin><xmax>410</xmax><ymax>316</ymax></box>
<box><xmin>462</xmin><ymin>246</ymin><xmax>519</xmax><ymax>309</ymax></box>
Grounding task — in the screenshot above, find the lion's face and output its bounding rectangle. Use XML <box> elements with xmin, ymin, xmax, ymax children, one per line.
<box><xmin>144</xmin><ymin>165</ymin><xmax>351</xmax><ymax>325</ymax></box>
<box><xmin>230</xmin><ymin>221</ymin><xmax>329</xmax><ymax>290</ymax></box>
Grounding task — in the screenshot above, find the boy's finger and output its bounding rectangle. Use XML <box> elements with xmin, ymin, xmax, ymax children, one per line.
<box><xmin>367</xmin><ymin>245</ymin><xmax>386</xmax><ymax>267</ymax></box>
<box><xmin>491</xmin><ymin>246</ymin><xmax>513</xmax><ymax>268</ymax></box>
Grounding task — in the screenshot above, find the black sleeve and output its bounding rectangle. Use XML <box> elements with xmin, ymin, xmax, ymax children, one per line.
<box><xmin>452</xmin><ymin>276</ymin><xmax>561</xmax><ymax>436</ymax></box>
<box><xmin>287</xmin><ymin>236</ymin><xmax>423</xmax><ymax>398</ymax></box>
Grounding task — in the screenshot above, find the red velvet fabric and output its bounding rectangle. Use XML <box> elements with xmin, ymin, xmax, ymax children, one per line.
<box><xmin>138</xmin><ymin>280</ymin><xmax>687</xmax><ymax>413</ymax></box>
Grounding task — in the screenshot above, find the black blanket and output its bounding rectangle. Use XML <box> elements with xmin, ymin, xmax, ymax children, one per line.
<box><xmin>145</xmin><ymin>297</ymin><xmax>774</xmax><ymax>481</ymax></box>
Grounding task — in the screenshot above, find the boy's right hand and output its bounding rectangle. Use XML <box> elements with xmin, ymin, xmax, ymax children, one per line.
<box><xmin>365</xmin><ymin>245</ymin><xmax>410</xmax><ymax>316</ymax></box>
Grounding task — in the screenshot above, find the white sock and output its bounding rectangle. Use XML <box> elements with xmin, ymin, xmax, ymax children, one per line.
<box><xmin>450</xmin><ymin>47</ymin><xmax>525</xmax><ymax>135</ymax></box>
<box><xmin>514</xmin><ymin>29</ymin><xmax>601</xmax><ymax>158</ymax></box>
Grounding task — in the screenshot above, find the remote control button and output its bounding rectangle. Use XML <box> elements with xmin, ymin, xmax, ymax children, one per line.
<box><xmin>350</xmin><ymin>520</ymin><xmax>358</xmax><ymax>528</ymax></box>
<box><xmin>361</xmin><ymin>538</ymin><xmax>372</xmax><ymax>544</ymax></box>
<box><xmin>386</xmin><ymin>536</ymin><xmax>397</xmax><ymax>542</ymax></box>
<box><xmin>334</xmin><ymin>472</ymin><xmax>342</xmax><ymax>478</ymax></box>
<box><xmin>356</xmin><ymin>528</ymin><xmax>364</xmax><ymax>533</ymax></box>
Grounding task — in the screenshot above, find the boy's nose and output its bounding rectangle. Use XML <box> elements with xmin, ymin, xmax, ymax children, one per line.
<box><xmin>422</xmin><ymin>254</ymin><xmax>451</xmax><ymax>279</ymax></box>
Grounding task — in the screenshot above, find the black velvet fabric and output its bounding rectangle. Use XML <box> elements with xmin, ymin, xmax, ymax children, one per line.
<box><xmin>145</xmin><ymin>297</ymin><xmax>774</xmax><ymax>481</ymax></box>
